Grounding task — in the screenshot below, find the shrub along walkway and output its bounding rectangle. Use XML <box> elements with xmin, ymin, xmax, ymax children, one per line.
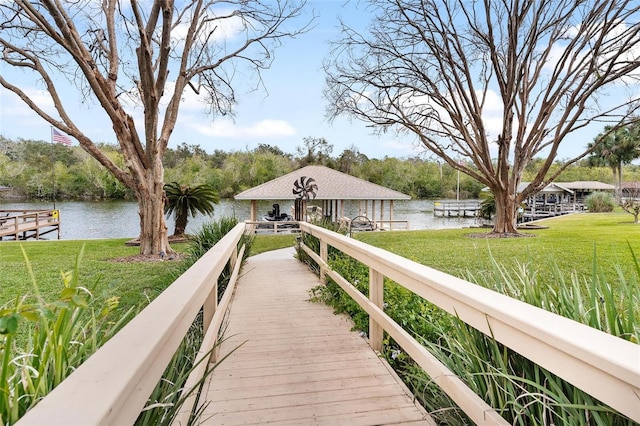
<box><xmin>200</xmin><ymin>247</ymin><xmax>434</xmax><ymax>425</ymax></box>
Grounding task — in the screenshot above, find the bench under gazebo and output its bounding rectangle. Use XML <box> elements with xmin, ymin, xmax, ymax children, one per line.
<box><xmin>234</xmin><ymin>165</ymin><xmax>411</xmax><ymax>230</ymax></box>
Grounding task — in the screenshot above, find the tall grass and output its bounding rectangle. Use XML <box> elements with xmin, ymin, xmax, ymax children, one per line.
<box><xmin>0</xmin><ymin>246</ymin><xmax>133</xmax><ymax>425</ymax></box>
<box><xmin>408</xmin><ymin>246</ymin><xmax>639</xmax><ymax>425</ymax></box>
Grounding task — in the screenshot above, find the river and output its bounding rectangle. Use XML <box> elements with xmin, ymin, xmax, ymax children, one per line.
<box><xmin>0</xmin><ymin>199</ymin><xmax>479</xmax><ymax>240</ymax></box>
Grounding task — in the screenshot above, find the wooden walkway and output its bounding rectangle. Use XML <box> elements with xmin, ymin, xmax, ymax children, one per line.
<box><xmin>200</xmin><ymin>248</ymin><xmax>434</xmax><ymax>425</ymax></box>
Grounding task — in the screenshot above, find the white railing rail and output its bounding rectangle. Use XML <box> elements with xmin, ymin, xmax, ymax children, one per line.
<box><xmin>244</xmin><ymin>219</ymin><xmax>300</xmax><ymax>234</ymax></box>
<box><xmin>298</xmin><ymin>222</ymin><xmax>640</xmax><ymax>424</ymax></box>
<box><xmin>17</xmin><ymin>223</ymin><xmax>247</xmax><ymax>426</ymax></box>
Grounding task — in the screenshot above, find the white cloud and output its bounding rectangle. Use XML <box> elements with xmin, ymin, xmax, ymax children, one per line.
<box><xmin>1</xmin><ymin>87</ymin><xmax>54</xmax><ymax>117</ymax></box>
<box><xmin>189</xmin><ymin>117</ymin><xmax>296</xmax><ymax>139</ymax></box>
<box><xmin>171</xmin><ymin>8</ymin><xmax>245</xmax><ymax>47</ymax></box>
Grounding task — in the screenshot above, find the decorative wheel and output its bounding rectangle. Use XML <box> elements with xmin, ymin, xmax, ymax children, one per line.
<box><xmin>292</xmin><ymin>176</ymin><xmax>318</xmax><ymax>200</ymax></box>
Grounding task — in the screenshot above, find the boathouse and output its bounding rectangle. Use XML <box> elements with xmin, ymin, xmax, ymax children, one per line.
<box><xmin>520</xmin><ymin>181</ymin><xmax>615</xmax><ymax>207</ymax></box>
<box><xmin>518</xmin><ymin>180</ymin><xmax>615</xmax><ymax>220</ymax></box>
<box><xmin>234</xmin><ymin>165</ymin><xmax>411</xmax><ymax>229</ymax></box>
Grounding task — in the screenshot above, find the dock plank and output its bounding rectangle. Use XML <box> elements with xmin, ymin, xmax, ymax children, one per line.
<box><xmin>199</xmin><ymin>248</ymin><xmax>434</xmax><ymax>425</ymax></box>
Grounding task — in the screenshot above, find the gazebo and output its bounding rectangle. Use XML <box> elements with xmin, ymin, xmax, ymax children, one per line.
<box><xmin>234</xmin><ymin>165</ymin><xmax>411</xmax><ymax>226</ymax></box>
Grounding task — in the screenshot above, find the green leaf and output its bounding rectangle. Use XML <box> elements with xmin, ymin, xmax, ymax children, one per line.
<box><xmin>71</xmin><ymin>295</ymin><xmax>88</xmax><ymax>309</ymax></box>
<box><xmin>0</xmin><ymin>315</ymin><xmax>19</xmax><ymax>335</ymax></box>
<box><xmin>60</xmin><ymin>287</ymin><xmax>76</xmax><ymax>301</ymax></box>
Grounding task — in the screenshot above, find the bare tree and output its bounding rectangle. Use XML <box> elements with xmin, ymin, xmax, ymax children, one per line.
<box><xmin>325</xmin><ymin>0</ymin><xmax>640</xmax><ymax>235</ymax></box>
<box><xmin>0</xmin><ymin>0</ymin><xmax>310</xmax><ymax>254</ymax></box>
<box><xmin>296</xmin><ymin>136</ymin><xmax>334</xmax><ymax>166</ymax></box>
<box><xmin>620</xmin><ymin>184</ymin><xmax>640</xmax><ymax>224</ymax></box>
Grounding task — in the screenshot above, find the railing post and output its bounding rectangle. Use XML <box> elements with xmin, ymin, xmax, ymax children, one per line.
<box><xmin>369</xmin><ymin>268</ymin><xmax>383</xmax><ymax>352</ymax></box>
<box><xmin>320</xmin><ymin>240</ymin><xmax>328</xmax><ymax>285</ymax></box>
<box><xmin>203</xmin><ymin>281</ymin><xmax>218</xmax><ymax>336</ymax></box>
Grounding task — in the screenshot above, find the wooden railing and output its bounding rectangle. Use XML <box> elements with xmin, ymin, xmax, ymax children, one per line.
<box><xmin>433</xmin><ymin>200</ymin><xmax>480</xmax><ymax>217</ymax></box>
<box><xmin>244</xmin><ymin>219</ymin><xmax>300</xmax><ymax>234</ymax></box>
<box><xmin>297</xmin><ymin>222</ymin><xmax>640</xmax><ymax>424</ymax></box>
<box><xmin>0</xmin><ymin>209</ymin><xmax>60</xmax><ymax>240</ymax></box>
<box><xmin>17</xmin><ymin>223</ymin><xmax>247</xmax><ymax>426</ymax></box>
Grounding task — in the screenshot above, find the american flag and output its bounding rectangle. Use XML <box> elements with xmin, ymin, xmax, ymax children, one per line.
<box><xmin>52</xmin><ymin>128</ymin><xmax>72</xmax><ymax>146</ymax></box>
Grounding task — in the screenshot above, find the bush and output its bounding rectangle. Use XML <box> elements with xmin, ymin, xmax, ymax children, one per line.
<box><xmin>182</xmin><ymin>216</ymin><xmax>253</xmax><ymax>299</ymax></box>
<box><xmin>585</xmin><ymin>191</ymin><xmax>616</xmax><ymax>212</ymax></box>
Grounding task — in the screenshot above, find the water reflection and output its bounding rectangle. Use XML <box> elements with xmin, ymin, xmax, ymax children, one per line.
<box><xmin>0</xmin><ymin>199</ymin><xmax>479</xmax><ymax>240</ymax></box>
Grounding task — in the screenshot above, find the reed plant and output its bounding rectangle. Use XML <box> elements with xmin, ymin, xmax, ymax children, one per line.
<box><xmin>0</xmin><ymin>246</ymin><xmax>133</xmax><ymax>425</ymax></box>
<box><xmin>406</xmin><ymin>246</ymin><xmax>639</xmax><ymax>424</ymax></box>
<box><xmin>385</xmin><ymin>248</ymin><xmax>640</xmax><ymax>424</ymax></box>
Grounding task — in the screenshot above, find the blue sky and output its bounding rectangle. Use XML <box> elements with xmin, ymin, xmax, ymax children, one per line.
<box><xmin>0</xmin><ymin>1</ymin><xmax>620</xmax><ymax>161</ymax></box>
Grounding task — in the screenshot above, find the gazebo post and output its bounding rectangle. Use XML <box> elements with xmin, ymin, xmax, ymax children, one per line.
<box><xmin>250</xmin><ymin>200</ymin><xmax>257</xmax><ymax>221</ymax></box>
<box><xmin>372</xmin><ymin>202</ymin><xmax>376</xmax><ymax>228</ymax></box>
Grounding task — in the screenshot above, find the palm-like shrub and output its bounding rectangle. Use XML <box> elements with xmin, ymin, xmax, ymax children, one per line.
<box><xmin>479</xmin><ymin>191</ymin><xmax>496</xmax><ymax>220</ymax></box>
<box><xmin>585</xmin><ymin>191</ymin><xmax>616</xmax><ymax>212</ymax></box>
<box><xmin>164</xmin><ymin>182</ymin><xmax>219</xmax><ymax>236</ymax></box>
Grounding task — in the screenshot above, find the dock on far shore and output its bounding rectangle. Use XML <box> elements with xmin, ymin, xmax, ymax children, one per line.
<box><xmin>433</xmin><ymin>200</ymin><xmax>481</xmax><ymax>217</ymax></box>
<box><xmin>0</xmin><ymin>209</ymin><xmax>61</xmax><ymax>241</ymax></box>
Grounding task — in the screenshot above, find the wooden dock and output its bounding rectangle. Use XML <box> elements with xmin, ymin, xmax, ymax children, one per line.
<box><xmin>200</xmin><ymin>248</ymin><xmax>433</xmax><ymax>425</ymax></box>
<box><xmin>0</xmin><ymin>209</ymin><xmax>60</xmax><ymax>240</ymax></box>
<box><xmin>433</xmin><ymin>200</ymin><xmax>480</xmax><ymax>217</ymax></box>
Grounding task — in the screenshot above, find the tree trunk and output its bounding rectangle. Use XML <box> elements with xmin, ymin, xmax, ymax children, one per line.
<box><xmin>491</xmin><ymin>187</ymin><xmax>520</xmax><ymax>235</ymax></box>
<box><xmin>136</xmin><ymin>169</ymin><xmax>171</xmax><ymax>255</ymax></box>
<box><xmin>173</xmin><ymin>213</ymin><xmax>188</xmax><ymax>236</ymax></box>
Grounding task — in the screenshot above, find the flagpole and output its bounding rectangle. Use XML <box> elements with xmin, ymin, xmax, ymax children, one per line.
<box><xmin>51</xmin><ymin>127</ymin><xmax>57</xmax><ymax>209</ymax></box>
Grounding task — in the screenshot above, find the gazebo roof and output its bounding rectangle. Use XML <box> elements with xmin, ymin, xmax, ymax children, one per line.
<box><xmin>558</xmin><ymin>181</ymin><xmax>615</xmax><ymax>191</ymax></box>
<box><xmin>514</xmin><ymin>181</ymin><xmax>615</xmax><ymax>194</ymax></box>
<box><xmin>234</xmin><ymin>165</ymin><xmax>411</xmax><ymax>201</ymax></box>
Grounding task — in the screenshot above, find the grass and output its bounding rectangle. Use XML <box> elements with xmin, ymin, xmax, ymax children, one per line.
<box><xmin>0</xmin><ymin>239</ymin><xmax>190</xmax><ymax>313</ymax></box>
<box><xmin>0</xmin><ymin>233</ymin><xmax>296</xmax><ymax>318</ymax></box>
<box><xmin>251</xmin><ymin>233</ymin><xmax>297</xmax><ymax>255</ymax></box>
<box><xmin>356</xmin><ymin>212</ymin><xmax>640</xmax><ymax>284</ymax></box>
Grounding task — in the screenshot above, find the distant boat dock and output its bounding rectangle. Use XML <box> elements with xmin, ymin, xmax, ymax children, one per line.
<box><xmin>0</xmin><ymin>209</ymin><xmax>61</xmax><ymax>240</ymax></box>
<box><xmin>433</xmin><ymin>200</ymin><xmax>481</xmax><ymax>217</ymax></box>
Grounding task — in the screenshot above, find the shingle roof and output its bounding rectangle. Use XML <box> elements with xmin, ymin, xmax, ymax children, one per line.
<box><xmin>234</xmin><ymin>165</ymin><xmax>411</xmax><ymax>201</ymax></box>
<box><xmin>558</xmin><ymin>181</ymin><xmax>615</xmax><ymax>191</ymax></box>
<box><xmin>515</xmin><ymin>181</ymin><xmax>614</xmax><ymax>193</ymax></box>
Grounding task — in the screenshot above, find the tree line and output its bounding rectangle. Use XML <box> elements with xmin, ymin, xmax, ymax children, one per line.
<box><xmin>2</xmin><ymin>135</ymin><xmax>638</xmax><ymax>202</ymax></box>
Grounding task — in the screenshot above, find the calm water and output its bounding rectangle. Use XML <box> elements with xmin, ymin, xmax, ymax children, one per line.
<box><xmin>0</xmin><ymin>199</ymin><xmax>479</xmax><ymax>240</ymax></box>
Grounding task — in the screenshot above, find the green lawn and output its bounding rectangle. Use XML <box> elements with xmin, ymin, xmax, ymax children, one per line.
<box><xmin>356</xmin><ymin>212</ymin><xmax>640</xmax><ymax>285</ymax></box>
<box><xmin>0</xmin><ymin>233</ymin><xmax>297</xmax><ymax>313</ymax></box>
<box><xmin>0</xmin><ymin>239</ymin><xmax>190</xmax><ymax>311</ymax></box>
